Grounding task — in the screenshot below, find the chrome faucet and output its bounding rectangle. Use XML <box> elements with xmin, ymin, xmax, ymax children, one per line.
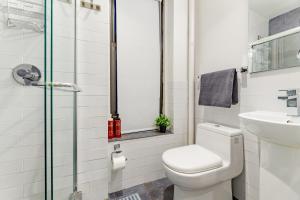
<box><xmin>278</xmin><ymin>89</ymin><xmax>300</xmax><ymax>116</ymax></box>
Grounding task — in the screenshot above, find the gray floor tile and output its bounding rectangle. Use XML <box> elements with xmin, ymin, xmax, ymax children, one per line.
<box><xmin>109</xmin><ymin>178</ymin><xmax>174</xmax><ymax>200</ymax></box>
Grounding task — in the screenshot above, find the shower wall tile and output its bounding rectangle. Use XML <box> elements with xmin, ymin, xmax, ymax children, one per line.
<box><xmin>0</xmin><ymin>0</ymin><xmax>109</xmax><ymax>199</ymax></box>
<box><xmin>0</xmin><ymin>30</ymin><xmax>45</xmax><ymax>198</ymax></box>
<box><xmin>0</xmin><ymin>160</ymin><xmax>22</xmax><ymax>176</ymax></box>
<box><xmin>0</xmin><ymin>186</ymin><xmax>23</xmax><ymax>200</ymax></box>
<box><xmin>23</xmin><ymin>182</ymin><xmax>44</xmax><ymax>198</ymax></box>
<box><xmin>76</xmin><ymin>0</ymin><xmax>110</xmax><ymax>199</ymax></box>
<box><xmin>77</xmin><ymin>59</ymin><xmax>109</xmax><ymax>74</ymax></box>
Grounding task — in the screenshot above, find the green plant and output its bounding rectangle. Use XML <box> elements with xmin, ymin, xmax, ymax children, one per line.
<box><xmin>155</xmin><ymin>114</ymin><xmax>171</xmax><ymax>127</ymax></box>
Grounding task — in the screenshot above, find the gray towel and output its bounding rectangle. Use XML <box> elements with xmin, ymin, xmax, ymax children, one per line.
<box><xmin>199</xmin><ymin>68</ymin><xmax>238</xmax><ymax>108</ymax></box>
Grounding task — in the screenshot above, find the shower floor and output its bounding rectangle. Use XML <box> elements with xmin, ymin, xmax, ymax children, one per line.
<box><xmin>109</xmin><ymin>178</ymin><xmax>174</xmax><ymax>200</ymax></box>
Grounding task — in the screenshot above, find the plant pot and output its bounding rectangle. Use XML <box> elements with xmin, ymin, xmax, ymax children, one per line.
<box><xmin>159</xmin><ymin>126</ymin><xmax>167</xmax><ymax>133</ymax></box>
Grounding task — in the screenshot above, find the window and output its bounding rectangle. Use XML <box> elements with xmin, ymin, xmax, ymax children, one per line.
<box><xmin>110</xmin><ymin>0</ymin><xmax>164</xmax><ymax>134</ymax></box>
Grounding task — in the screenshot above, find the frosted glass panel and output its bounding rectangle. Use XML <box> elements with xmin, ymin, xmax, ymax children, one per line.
<box><xmin>117</xmin><ymin>0</ymin><xmax>160</xmax><ymax>133</ymax></box>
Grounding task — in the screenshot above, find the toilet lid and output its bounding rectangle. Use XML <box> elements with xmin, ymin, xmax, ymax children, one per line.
<box><xmin>162</xmin><ymin>145</ymin><xmax>223</xmax><ymax>174</ymax></box>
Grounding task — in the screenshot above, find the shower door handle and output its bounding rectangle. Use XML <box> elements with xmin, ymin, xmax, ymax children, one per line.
<box><xmin>32</xmin><ymin>82</ymin><xmax>82</xmax><ymax>92</ymax></box>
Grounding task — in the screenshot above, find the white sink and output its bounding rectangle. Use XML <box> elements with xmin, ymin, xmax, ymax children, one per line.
<box><xmin>239</xmin><ymin>111</ymin><xmax>300</xmax><ymax>147</ymax></box>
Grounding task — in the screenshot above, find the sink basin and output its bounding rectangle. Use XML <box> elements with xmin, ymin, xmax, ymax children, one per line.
<box><xmin>239</xmin><ymin>111</ymin><xmax>300</xmax><ymax>147</ymax></box>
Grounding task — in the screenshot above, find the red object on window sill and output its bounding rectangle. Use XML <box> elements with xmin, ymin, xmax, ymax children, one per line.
<box><xmin>114</xmin><ymin>118</ymin><xmax>122</xmax><ymax>138</ymax></box>
<box><xmin>108</xmin><ymin>118</ymin><xmax>114</xmax><ymax>139</ymax></box>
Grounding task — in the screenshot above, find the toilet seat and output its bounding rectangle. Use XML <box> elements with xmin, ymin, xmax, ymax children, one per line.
<box><xmin>162</xmin><ymin>145</ymin><xmax>223</xmax><ymax>174</ymax></box>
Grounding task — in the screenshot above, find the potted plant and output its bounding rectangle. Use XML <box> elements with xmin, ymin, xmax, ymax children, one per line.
<box><xmin>155</xmin><ymin>114</ymin><xmax>171</xmax><ymax>133</ymax></box>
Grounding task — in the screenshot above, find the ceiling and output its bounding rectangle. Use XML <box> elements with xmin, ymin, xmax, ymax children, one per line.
<box><xmin>250</xmin><ymin>0</ymin><xmax>300</xmax><ymax>19</ymax></box>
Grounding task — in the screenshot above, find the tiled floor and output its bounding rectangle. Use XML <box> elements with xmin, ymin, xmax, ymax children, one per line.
<box><xmin>109</xmin><ymin>178</ymin><xmax>174</xmax><ymax>200</ymax></box>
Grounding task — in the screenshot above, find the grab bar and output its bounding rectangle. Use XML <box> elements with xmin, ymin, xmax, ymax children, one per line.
<box><xmin>32</xmin><ymin>82</ymin><xmax>81</xmax><ymax>92</ymax></box>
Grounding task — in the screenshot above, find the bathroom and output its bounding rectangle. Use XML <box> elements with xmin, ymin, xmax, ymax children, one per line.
<box><xmin>1</xmin><ymin>0</ymin><xmax>300</xmax><ymax>199</ymax></box>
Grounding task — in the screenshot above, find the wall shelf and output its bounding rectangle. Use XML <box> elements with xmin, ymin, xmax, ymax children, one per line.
<box><xmin>3</xmin><ymin>0</ymin><xmax>44</xmax><ymax>32</ymax></box>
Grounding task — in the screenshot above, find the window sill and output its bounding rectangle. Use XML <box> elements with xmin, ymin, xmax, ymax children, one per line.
<box><xmin>108</xmin><ymin>130</ymin><xmax>173</xmax><ymax>143</ymax></box>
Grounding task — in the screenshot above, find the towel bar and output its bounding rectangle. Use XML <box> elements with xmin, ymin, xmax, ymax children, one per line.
<box><xmin>238</xmin><ymin>66</ymin><xmax>248</xmax><ymax>73</ymax></box>
<box><xmin>196</xmin><ymin>67</ymin><xmax>248</xmax><ymax>79</ymax></box>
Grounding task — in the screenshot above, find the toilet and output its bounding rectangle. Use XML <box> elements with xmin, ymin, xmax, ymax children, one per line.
<box><xmin>162</xmin><ymin>123</ymin><xmax>243</xmax><ymax>200</ymax></box>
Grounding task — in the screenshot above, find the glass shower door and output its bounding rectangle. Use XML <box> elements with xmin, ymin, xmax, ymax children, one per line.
<box><xmin>46</xmin><ymin>0</ymin><xmax>78</xmax><ymax>199</ymax></box>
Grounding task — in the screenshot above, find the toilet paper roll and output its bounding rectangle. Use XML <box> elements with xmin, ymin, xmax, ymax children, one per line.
<box><xmin>112</xmin><ymin>155</ymin><xmax>127</xmax><ymax>171</ymax></box>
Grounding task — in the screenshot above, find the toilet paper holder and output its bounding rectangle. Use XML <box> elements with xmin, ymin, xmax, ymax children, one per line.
<box><xmin>111</xmin><ymin>144</ymin><xmax>127</xmax><ymax>161</ymax></box>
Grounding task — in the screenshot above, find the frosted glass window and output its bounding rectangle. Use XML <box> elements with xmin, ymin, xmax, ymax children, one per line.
<box><xmin>117</xmin><ymin>0</ymin><xmax>161</xmax><ymax>133</ymax></box>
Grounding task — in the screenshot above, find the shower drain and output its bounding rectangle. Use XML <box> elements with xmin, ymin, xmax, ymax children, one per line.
<box><xmin>117</xmin><ymin>193</ymin><xmax>141</xmax><ymax>200</ymax></box>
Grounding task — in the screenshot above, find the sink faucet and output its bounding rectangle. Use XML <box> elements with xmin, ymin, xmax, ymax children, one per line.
<box><xmin>278</xmin><ymin>89</ymin><xmax>300</xmax><ymax>116</ymax></box>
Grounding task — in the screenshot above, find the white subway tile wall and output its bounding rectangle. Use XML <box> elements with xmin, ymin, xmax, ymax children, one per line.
<box><xmin>108</xmin><ymin>83</ymin><xmax>187</xmax><ymax>193</ymax></box>
<box><xmin>0</xmin><ymin>0</ymin><xmax>45</xmax><ymax>199</ymax></box>
<box><xmin>0</xmin><ymin>0</ymin><xmax>109</xmax><ymax>199</ymax></box>
<box><xmin>108</xmin><ymin>133</ymin><xmax>186</xmax><ymax>193</ymax></box>
<box><xmin>77</xmin><ymin>0</ymin><xmax>109</xmax><ymax>199</ymax></box>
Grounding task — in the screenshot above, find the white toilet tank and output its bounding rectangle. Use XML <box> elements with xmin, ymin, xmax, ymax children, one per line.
<box><xmin>196</xmin><ymin>123</ymin><xmax>243</xmax><ymax>167</ymax></box>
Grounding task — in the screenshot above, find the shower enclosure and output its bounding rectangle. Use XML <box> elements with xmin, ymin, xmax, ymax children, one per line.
<box><xmin>0</xmin><ymin>0</ymin><xmax>80</xmax><ymax>199</ymax></box>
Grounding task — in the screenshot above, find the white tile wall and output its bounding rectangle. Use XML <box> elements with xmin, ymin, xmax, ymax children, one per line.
<box><xmin>77</xmin><ymin>0</ymin><xmax>110</xmax><ymax>199</ymax></box>
<box><xmin>0</xmin><ymin>0</ymin><xmax>45</xmax><ymax>199</ymax></box>
<box><xmin>0</xmin><ymin>0</ymin><xmax>110</xmax><ymax>199</ymax></box>
<box><xmin>108</xmin><ymin>132</ymin><xmax>186</xmax><ymax>193</ymax></box>
<box><xmin>108</xmin><ymin>83</ymin><xmax>188</xmax><ymax>194</ymax></box>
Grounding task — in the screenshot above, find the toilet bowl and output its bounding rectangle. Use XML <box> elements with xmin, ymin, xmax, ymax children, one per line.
<box><xmin>162</xmin><ymin>123</ymin><xmax>243</xmax><ymax>200</ymax></box>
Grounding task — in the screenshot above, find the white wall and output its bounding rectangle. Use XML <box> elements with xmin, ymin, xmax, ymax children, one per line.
<box><xmin>248</xmin><ymin>9</ymin><xmax>269</xmax><ymax>43</ymax></box>
<box><xmin>0</xmin><ymin>0</ymin><xmax>110</xmax><ymax>199</ymax></box>
<box><xmin>195</xmin><ymin>0</ymin><xmax>248</xmax><ymax>199</ymax></box>
<box><xmin>196</xmin><ymin>1</ymin><xmax>300</xmax><ymax>200</ymax></box>
<box><xmin>108</xmin><ymin>0</ymin><xmax>189</xmax><ymax>193</ymax></box>
<box><xmin>195</xmin><ymin>0</ymin><xmax>248</xmax><ymax>128</ymax></box>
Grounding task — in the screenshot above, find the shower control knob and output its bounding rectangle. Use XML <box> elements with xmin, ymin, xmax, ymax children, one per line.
<box><xmin>12</xmin><ymin>64</ymin><xmax>42</xmax><ymax>86</ymax></box>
